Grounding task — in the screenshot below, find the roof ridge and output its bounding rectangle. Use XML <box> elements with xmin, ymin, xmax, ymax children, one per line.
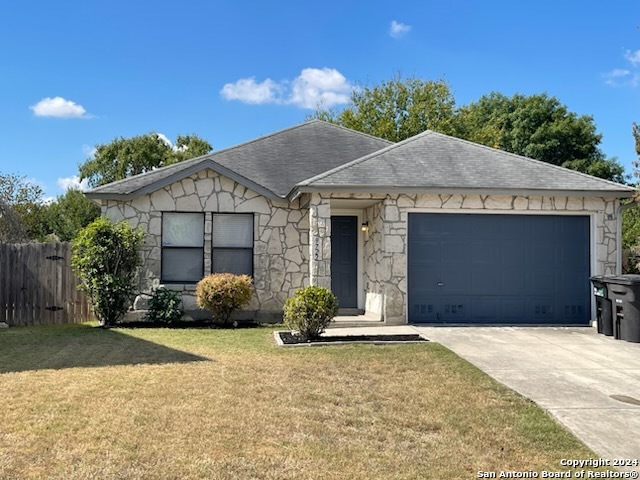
<box><xmin>426</xmin><ymin>130</ymin><xmax>635</xmax><ymax>190</ymax></box>
<box><xmin>297</xmin><ymin>129</ymin><xmax>434</xmax><ymax>186</ymax></box>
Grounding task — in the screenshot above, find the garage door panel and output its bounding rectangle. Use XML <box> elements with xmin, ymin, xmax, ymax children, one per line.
<box><xmin>500</xmin><ymin>298</ymin><xmax>528</xmax><ymax>322</ymax></box>
<box><xmin>441</xmin><ymin>241</ymin><xmax>471</xmax><ymax>263</ymax></box>
<box><xmin>440</xmin><ymin>268</ymin><xmax>472</xmax><ymax>293</ymax></box>
<box><xmin>501</xmin><ymin>243</ymin><xmax>526</xmax><ymax>264</ymax></box>
<box><xmin>438</xmin><ymin>216</ymin><xmax>470</xmax><ymax>237</ymax></box>
<box><xmin>410</xmin><ymin>240</ymin><xmax>440</xmax><ymax>264</ymax></box>
<box><xmin>439</xmin><ymin>296</ymin><xmax>468</xmax><ymax>322</ymax></box>
<box><xmin>408</xmin><ymin>266</ymin><xmax>440</xmax><ymax>293</ymax></box>
<box><xmin>471</xmin><ymin>297</ymin><xmax>499</xmax><ymax>321</ymax></box>
<box><xmin>528</xmin><ymin>270</ymin><xmax>557</xmax><ymax>294</ymax></box>
<box><xmin>471</xmin><ymin>268</ymin><xmax>500</xmax><ymax>295</ymax></box>
<box><xmin>472</xmin><ymin>241</ymin><xmax>500</xmax><ymax>264</ymax></box>
<box><xmin>408</xmin><ymin>213</ymin><xmax>590</xmax><ymax>324</ymax></box>
<box><xmin>528</xmin><ymin>243</ymin><xmax>557</xmax><ymax>265</ymax></box>
<box><xmin>500</xmin><ymin>268</ymin><xmax>527</xmax><ymax>295</ymax></box>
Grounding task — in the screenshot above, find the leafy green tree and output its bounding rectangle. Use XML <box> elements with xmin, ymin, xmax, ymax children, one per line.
<box><xmin>79</xmin><ymin>133</ymin><xmax>212</xmax><ymax>187</ymax></box>
<box><xmin>455</xmin><ymin>92</ymin><xmax>625</xmax><ymax>182</ymax></box>
<box><xmin>46</xmin><ymin>188</ymin><xmax>101</xmax><ymax>241</ymax></box>
<box><xmin>310</xmin><ymin>76</ymin><xmax>457</xmax><ymax>142</ymax></box>
<box><xmin>632</xmin><ymin>122</ymin><xmax>640</xmax><ymax>185</ymax></box>
<box><xmin>72</xmin><ymin>217</ymin><xmax>144</xmax><ymax>326</ymax></box>
<box><xmin>0</xmin><ymin>173</ymin><xmax>47</xmax><ymax>242</ymax></box>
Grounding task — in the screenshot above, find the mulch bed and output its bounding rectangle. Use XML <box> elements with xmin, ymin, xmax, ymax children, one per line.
<box><xmin>276</xmin><ymin>331</ymin><xmax>429</xmax><ymax>346</ymax></box>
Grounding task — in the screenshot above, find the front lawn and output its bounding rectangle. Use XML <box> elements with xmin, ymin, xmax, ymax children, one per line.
<box><xmin>0</xmin><ymin>324</ymin><xmax>595</xmax><ymax>479</ymax></box>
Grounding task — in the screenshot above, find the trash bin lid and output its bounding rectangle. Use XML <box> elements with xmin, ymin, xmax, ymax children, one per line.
<box><xmin>599</xmin><ymin>274</ymin><xmax>640</xmax><ymax>285</ymax></box>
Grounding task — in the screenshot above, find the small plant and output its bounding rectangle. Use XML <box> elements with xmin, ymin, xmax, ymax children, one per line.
<box><xmin>283</xmin><ymin>286</ymin><xmax>339</xmax><ymax>340</ymax></box>
<box><xmin>72</xmin><ymin>217</ymin><xmax>144</xmax><ymax>327</ymax></box>
<box><xmin>196</xmin><ymin>273</ymin><xmax>253</xmax><ymax>326</ymax></box>
<box><xmin>145</xmin><ymin>288</ymin><xmax>183</xmax><ymax>325</ymax></box>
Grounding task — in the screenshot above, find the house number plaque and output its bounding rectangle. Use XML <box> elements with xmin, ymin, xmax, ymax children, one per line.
<box><xmin>314</xmin><ymin>237</ymin><xmax>322</xmax><ymax>261</ymax></box>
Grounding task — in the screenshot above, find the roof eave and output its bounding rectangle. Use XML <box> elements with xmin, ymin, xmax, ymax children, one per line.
<box><xmin>294</xmin><ymin>185</ymin><xmax>636</xmax><ymax>199</ymax></box>
<box><xmin>85</xmin><ymin>159</ymin><xmax>283</xmax><ymax>201</ymax></box>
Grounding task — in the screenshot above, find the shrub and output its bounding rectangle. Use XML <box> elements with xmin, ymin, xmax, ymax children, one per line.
<box><xmin>196</xmin><ymin>273</ymin><xmax>253</xmax><ymax>326</ymax></box>
<box><xmin>145</xmin><ymin>288</ymin><xmax>183</xmax><ymax>325</ymax></box>
<box><xmin>72</xmin><ymin>217</ymin><xmax>144</xmax><ymax>326</ymax></box>
<box><xmin>283</xmin><ymin>286</ymin><xmax>339</xmax><ymax>340</ymax></box>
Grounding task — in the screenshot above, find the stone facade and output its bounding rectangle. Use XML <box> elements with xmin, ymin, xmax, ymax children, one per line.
<box><xmin>101</xmin><ymin>177</ymin><xmax>620</xmax><ymax>325</ymax></box>
<box><xmin>358</xmin><ymin>193</ymin><xmax>619</xmax><ymax>324</ymax></box>
<box><xmin>101</xmin><ymin>169</ymin><xmax>310</xmax><ymax>321</ymax></box>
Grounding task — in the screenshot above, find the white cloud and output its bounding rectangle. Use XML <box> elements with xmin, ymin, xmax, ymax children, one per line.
<box><xmin>156</xmin><ymin>133</ymin><xmax>174</xmax><ymax>148</ymax></box>
<box><xmin>604</xmin><ymin>69</ymin><xmax>640</xmax><ymax>87</ymax></box>
<box><xmin>82</xmin><ymin>144</ymin><xmax>97</xmax><ymax>158</ymax></box>
<box><xmin>389</xmin><ymin>20</ymin><xmax>411</xmax><ymax>38</ymax></box>
<box><xmin>289</xmin><ymin>68</ymin><xmax>351</xmax><ymax>109</ymax></box>
<box><xmin>220</xmin><ymin>78</ymin><xmax>280</xmax><ymax>104</ymax></box>
<box><xmin>57</xmin><ymin>175</ymin><xmax>89</xmax><ymax>192</ymax></box>
<box><xmin>605</xmin><ymin>48</ymin><xmax>640</xmax><ymax>87</ymax></box>
<box><xmin>220</xmin><ymin>68</ymin><xmax>353</xmax><ymax>109</ymax></box>
<box><xmin>625</xmin><ymin>49</ymin><xmax>640</xmax><ymax>66</ymax></box>
<box><xmin>30</xmin><ymin>96</ymin><xmax>90</xmax><ymax>118</ymax></box>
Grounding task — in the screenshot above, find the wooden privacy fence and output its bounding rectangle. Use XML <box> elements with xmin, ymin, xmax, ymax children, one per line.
<box><xmin>0</xmin><ymin>242</ymin><xmax>92</xmax><ymax>326</ymax></box>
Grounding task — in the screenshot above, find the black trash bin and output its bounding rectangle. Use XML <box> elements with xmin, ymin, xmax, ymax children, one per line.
<box><xmin>601</xmin><ymin>275</ymin><xmax>640</xmax><ymax>343</ymax></box>
<box><xmin>590</xmin><ymin>276</ymin><xmax>613</xmax><ymax>336</ymax></box>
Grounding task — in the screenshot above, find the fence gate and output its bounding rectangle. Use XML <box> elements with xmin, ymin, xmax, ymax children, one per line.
<box><xmin>0</xmin><ymin>242</ymin><xmax>92</xmax><ymax>326</ymax></box>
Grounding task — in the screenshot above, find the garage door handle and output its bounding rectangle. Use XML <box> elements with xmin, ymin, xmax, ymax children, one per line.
<box><xmin>437</xmin><ymin>282</ymin><xmax>444</xmax><ymax>287</ymax></box>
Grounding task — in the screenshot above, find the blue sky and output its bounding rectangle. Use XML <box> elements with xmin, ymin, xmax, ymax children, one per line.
<box><xmin>1</xmin><ymin>1</ymin><xmax>639</xmax><ymax>198</ymax></box>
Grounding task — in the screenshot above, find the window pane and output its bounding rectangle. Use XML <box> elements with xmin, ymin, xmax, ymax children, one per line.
<box><xmin>212</xmin><ymin>249</ymin><xmax>253</xmax><ymax>276</ymax></box>
<box><xmin>162</xmin><ymin>248</ymin><xmax>203</xmax><ymax>282</ymax></box>
<box><xmin>163</xmin><ymin>213</ymin><xmax>204</xmax><ymax>247</ymax></box>
<box><xmin>212</xmin><ymin>214</ymin><xmax>253</xmax><ymax>248</ymax></box>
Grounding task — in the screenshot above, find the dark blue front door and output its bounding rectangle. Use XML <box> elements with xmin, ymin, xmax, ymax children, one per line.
<box><xmin>331</xmin><ymin>216</ymin><xmax>358</xmax><ymax>308</ymax></box>
<box><xmin>408</xmin><ymin>213</ymin><xmax>590</xmax><ymax>324</ymax></box>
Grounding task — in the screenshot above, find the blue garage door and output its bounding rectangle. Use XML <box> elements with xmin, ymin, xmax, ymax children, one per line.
<box><xmin>408</xmin><ymin>213</ymin><xmax>590</xmax><ymax>324</ymax></box>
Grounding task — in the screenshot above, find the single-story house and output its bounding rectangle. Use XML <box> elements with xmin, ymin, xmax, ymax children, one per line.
<box><xmin>86</xmin><ymin>120</ymin><xmax>635</xmax><ymax>325</ymax></box>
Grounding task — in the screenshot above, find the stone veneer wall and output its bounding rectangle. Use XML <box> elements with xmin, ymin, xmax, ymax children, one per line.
<box><xmin>356</xmin><ymin>193</ymin><xmax>619</xmax><ymax>325</ymax></box>
<box><xmin>307</xmin><ymin>193</ymin><xmax>332</xmax><ymax>289</ymax></box>
<box><xmin>101</xmin><ymin>169</ymin><xmax>310</xmax><ymax>321</ymax></box>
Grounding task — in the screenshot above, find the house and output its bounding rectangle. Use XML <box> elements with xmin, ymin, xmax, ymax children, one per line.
<box><xmin>85</xmin><ymin>120</ymin><xmax>635</xmax><ymax>325</ymax></box>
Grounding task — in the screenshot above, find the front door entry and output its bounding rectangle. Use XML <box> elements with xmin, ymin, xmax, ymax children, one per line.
<box><xmin>330</xmin><ymin>216</ymin><xmax>358</xmax><ymax>309</ymax></box>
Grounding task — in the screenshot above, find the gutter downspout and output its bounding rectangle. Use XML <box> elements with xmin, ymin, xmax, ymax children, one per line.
<box><xmin>616</xmin><ymin>200</ymin><xmax>637</xmax><ymax>274</ymax></box>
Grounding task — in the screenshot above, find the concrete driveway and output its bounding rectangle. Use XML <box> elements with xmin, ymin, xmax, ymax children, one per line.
<box><xmin>412</xmin><ymin>326</ymin><xmax>640</xmax><ymax>462</ymax></box>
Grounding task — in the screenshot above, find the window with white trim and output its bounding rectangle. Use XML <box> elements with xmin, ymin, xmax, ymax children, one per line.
<box><xmin>161</xmin><ymin>212</ymin><xmax>204</xmax><ymax>283</ymax></box>
<box><xmin>212</xmin><ymin>213</ymin><xmax>254</xmax><ymax>276</ymax></box>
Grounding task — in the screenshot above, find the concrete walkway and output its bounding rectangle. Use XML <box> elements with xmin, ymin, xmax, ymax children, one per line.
<box><xmin>324</xmin><ymin>325</ymin><xmax>640</xmax><ymax>461</ymax></box>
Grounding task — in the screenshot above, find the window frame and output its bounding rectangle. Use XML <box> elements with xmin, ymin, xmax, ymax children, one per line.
<box><xmin>160</xmin><ymin>211</ymin><xmax>205</xmax><ymax>284</ymax></box>
<box><xmin>211</xmin><ymin>213</ymin><xmax>254</xmax><ymax>277</ymax></box>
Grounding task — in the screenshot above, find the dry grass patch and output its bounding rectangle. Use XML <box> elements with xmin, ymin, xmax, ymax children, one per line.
<box><xmin>0</xmin><ymin>324</ymin><xmax>596</xmax><ymax>479</ymax></box>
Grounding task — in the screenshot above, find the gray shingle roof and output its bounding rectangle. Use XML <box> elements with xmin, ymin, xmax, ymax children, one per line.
<box><xmin>298</xmin><ymin>130</ymin><xmax>635</xmax><ymax>196</ymax></box>
<box><xmin>86</xmin><ymin>120</ymin><xmax>392</xmax><ymax>200</ymax></box>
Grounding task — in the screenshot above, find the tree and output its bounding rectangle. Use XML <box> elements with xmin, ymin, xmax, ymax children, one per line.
<box><xmin>310</xmin><ymin>76</ymin><xmax>457</xmax><ymax>142</ymax></box>
<box><xmin>45</xmin><ymin>188</ymin><xmax>101</xmax><ymax>241</ymax></box>
<box><xmin>633</xmin><ymin>122</ymin><xmax>640</xmax><ymax>184</ymax></box>
<box><xmin>72</xmin><ymin>217</ymin><xmax>144</xmax><ymax>326</ymax></box>
<box><xmin>0</xmin><ymin>173</ymin><xmax>47</xmax><ymax>242</ymax></box>
<box><xmin>455</xmin><ymin>92</ymin><xmax>625</xmax><ymax>182</ymax></box>
<box><xmin>79</xmin><ymin>133</ymin><xmax>212</xmax><ymax>187</ymax></box>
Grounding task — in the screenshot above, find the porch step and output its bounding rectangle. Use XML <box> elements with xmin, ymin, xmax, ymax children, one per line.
<box><xmin>329</xmin><ymin>313</ymin><xmax>385</xmax><ymax>328</ymax></box>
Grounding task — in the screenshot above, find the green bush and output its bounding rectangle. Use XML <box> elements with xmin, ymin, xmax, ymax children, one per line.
<box><xmin>72</xmin><ymin>217</ymin><xmax>144</xmax><ymax>326</ymax></box>
<box><xmin>145</xmin><ymin>288</ymin><xmax>183</xmax><ymax>324</ymax></box>
<box><xmin>283</xmin><ymin>286</ymin><xmax>339</xmax><ymax>340</ymax></box>
<box><xmin>196</xmin><ymin>273</ymin><xmax>253</xmax><ymax>326</ymax></box>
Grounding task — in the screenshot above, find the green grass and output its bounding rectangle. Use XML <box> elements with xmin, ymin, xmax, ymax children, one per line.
<box><xmin>0</xmin><ymin>323</ymin><xmax>597</xmax><ymax>479</ymax></box>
